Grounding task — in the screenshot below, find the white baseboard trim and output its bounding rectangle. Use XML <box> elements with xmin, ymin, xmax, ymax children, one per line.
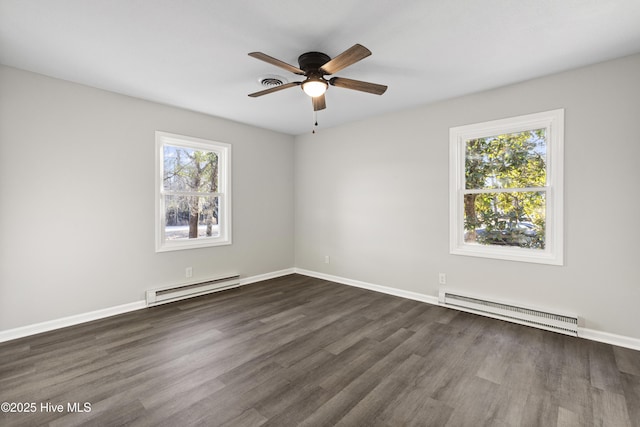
<box><xmin>0</xmin><ymin>268</ymin><xmax>297</xmax><ymax>344</ymax></box>
<box><xmin>294</xmin><ymin>268</ymin><xmax>439</xmax><ymax>305</ymax></box>
<box><xmin>240</xmin><ymin>268</ymin><xmax>296</xmax><ymax>285</ymax></box>
<box><xmin>578</xmin><ymin>328</ymin><xmax>640</xmax><ymax>351</ymax></box>
<box><xmin>0</xmin><ymin>301</ymin><xmax>146</xmax><ymax>344</ymax></box>
<box><xmin>293</xmin><ymin>268</ymin><xmax>640</xmax><ymax>352</ymax></box>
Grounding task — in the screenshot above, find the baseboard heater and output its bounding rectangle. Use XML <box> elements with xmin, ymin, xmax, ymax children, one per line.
<box><xmin>146</xmin><ymin>274</ymin><xmax>240</xmax><ymax>307</ymax></box>
<box><xmin>438</xmin><ymin>289</ymin><xmax>580</xmax><ymax>336</ymax></box>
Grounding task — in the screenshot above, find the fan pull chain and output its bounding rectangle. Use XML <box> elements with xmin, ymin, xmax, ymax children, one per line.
<box><xmin>312</xmin><ymin>111</ymin><xmax>318</xmax><ymax>134</ymax></box>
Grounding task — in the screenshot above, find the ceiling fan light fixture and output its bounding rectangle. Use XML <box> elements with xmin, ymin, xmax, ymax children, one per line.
<box><xmin>248</xmin><ymin>44</ymin><xmax>387</xmax><ymax>108</ymax></box>
<box><xmin>302</xmin><ymin>77</ymin><xmax>328</xmax><ymax>97</ymax></box>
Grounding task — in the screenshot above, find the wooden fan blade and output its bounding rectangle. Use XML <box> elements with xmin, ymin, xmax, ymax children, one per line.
<box><xmin>329</xmin><ymin>77</ymin><xmax>387</xmax><ymax>95</ymax></box>
<box><xmin>319</xmin><ymin>44</ymin><xmax>371</xmax><ymax>75</ymax></box>
<box><xmin>248</xmin><ymin>52</ymin><xmax>305</xmax><ymax>75</ymax></box>
<box><xmin>312</xmin><ymin>94</ymin><xmax>326</xmax><ymax>111</ymax></box>
<box><xmin>248</xmin><ymin>82</ymin><xmax>301</xmax><ymax>97</ymax></box>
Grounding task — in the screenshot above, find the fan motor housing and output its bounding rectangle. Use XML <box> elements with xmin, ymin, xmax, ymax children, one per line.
<box><xmin>298</xmin><ymin>52</ymin><xmax>331</xmax><ymax>73</ymax></box>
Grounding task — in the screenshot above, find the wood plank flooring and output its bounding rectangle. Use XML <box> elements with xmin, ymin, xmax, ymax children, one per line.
<box><xmin>1</xmin><ymin>274</ymin><xmax>639</xmax><ymax>426</ymax></box>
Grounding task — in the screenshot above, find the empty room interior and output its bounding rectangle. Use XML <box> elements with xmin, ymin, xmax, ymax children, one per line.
<box><xmin>1</xmin><ymin>1</ymin><xmax>640</xmax><ymax>426</ymax></box>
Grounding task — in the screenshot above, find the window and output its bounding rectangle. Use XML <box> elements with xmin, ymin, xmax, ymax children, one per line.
<box><xmin>449</xmin><ymin>109</ymin><xmax>564</xmax><ymax>265</ymax></box>
<box><xmin>155</xmin><ymin>132</ymin><xmax>231</xmax><ymax>252</ymax></box>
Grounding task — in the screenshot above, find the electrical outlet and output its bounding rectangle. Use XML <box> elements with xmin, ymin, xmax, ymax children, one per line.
<box><xmin>438</xmin><ymin>273</ymin><xmax>446</xmax><ymax>285</ymax></box>
<box><xmin>186</xmin><ymin>267</ymin><xmax>193</xmax><ymax>278</ymax></box>
<box><xmin>324</xmin><ymin>255</ymin><xmax>330</xmax><ymax>264</ymax></box>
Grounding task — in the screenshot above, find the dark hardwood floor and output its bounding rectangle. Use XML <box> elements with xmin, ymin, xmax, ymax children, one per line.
<box><xmin>1</xmin><ymin>274</ymin><xmax>639</xmax><ymax>426</ymax></box>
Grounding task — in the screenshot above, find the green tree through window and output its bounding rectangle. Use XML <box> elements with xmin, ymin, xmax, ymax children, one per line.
<box><xmin>464</xmin><ymin>129</ymin><xmax>546</xmax><ymax>249</ymax></box>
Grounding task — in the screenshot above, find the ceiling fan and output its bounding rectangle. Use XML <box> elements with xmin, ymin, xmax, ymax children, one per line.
<box><xmin>248</xmin><ymin>44</ymin><xmax>387</xmax><ymax>112</ymax></box>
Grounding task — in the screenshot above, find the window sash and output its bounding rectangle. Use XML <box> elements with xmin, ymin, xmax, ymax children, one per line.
<box><xmin>162</xmin><ymin>190</ymin><xmax>224</xmax><ymax>197</ymax></box>
<box><xmin>160</xmin><ymin>194</ymin><xmax>224</xmax><ymax>241</ymax></box>
<box><xmin>462</xmin><ymin>186</ymin><xmax>546</xmax><ymax>195</ymax></box>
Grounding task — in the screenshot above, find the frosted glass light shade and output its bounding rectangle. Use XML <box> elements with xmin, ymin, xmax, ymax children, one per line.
<box><xmin>302</xmin><ymin>79</ymin><xmax>328</xmax><ymax>97</ymax></box>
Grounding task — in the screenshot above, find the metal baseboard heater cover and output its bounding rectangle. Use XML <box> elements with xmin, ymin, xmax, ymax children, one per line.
<box><xmin>439</xmin><ymin>289</ymin><xmax>580</xmax><ymax>336</ymax></box>
<box><xmin>146</xmin><ymin>274</ymin><xmax>240</xmax><ymax>307</ymax></box>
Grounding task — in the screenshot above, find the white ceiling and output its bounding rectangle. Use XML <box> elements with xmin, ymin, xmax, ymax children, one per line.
<box><xmin>2</xmin><ymin>0</ymin><xmax>640</xmax><ymax>135</ymax></box>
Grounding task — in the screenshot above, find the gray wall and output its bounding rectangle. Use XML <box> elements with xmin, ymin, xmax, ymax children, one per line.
<box><xmin>294</xmin><ymin>54</ymin><xmax>640</xmax><ymax>339</ymax></box>
<box><xmin>0</xmin><ymin>66</ymin><xmax>295</xmax><ymax>330</ymax></box>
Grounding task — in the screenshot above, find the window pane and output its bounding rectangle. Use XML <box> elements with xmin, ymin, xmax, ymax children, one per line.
<box><xmin>463</xmin><ymin>191</ymin><xmax>545</xmax><ymax>249</ymax></box>
<box><xmin>163</xmin><ymin>145</ymin><xmax>219</xmax><ymax>193</ymax></box>
<box><xmin>164</xmin><ymin>195</ymin><xmax>220</xmax><ymax>240</ymax></box>
<box><xmin>465</xmin><ymin>129</ymin><xmax>546</xmax><ymax>190</ymax></box>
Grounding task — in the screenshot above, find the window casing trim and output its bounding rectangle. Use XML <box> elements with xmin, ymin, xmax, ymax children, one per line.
<box><xmin>155</xmin><ymin>131</ymin><xmax>232</xmax><ymax>252</ymax></box>
<box><xmin>449</xmin><ymin>109</ymin><xmax>564</xmax><ymax>265</ymax></box>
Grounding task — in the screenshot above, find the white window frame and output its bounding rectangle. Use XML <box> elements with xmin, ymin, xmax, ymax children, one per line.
<box><xmin>449</xmin><ymin>109</ymin><xmax>564</xmax><ymax>265</ymax></box>
<box><xmin>155</xmin><ymin>131</ymin><xmax>232</xmax><ymax>252</ymax></box>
